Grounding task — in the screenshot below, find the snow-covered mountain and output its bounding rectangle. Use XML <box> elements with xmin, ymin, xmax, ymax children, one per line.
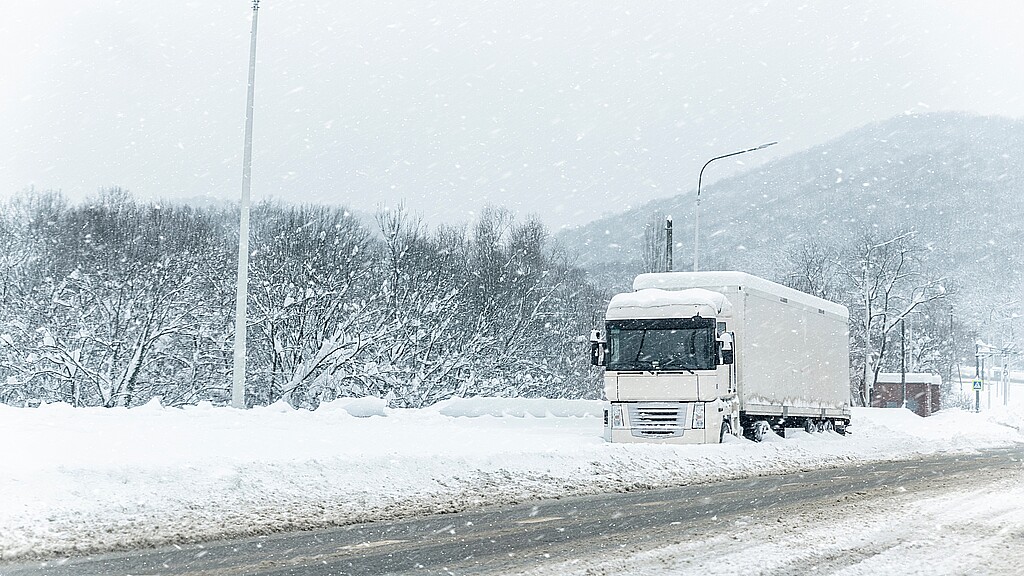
<box><xmin>559</xmin><ymin>112</ymin><xmax>1024</xmax><ymax>303</ymax></box>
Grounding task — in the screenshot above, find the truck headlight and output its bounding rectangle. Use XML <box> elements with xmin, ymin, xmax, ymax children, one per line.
<box><xmin>612</xmin><ymin>405</ymin><xmax>624</xmax><ymax>428</ymax></box>
<box><xmin>692</xmin><ymin>403</ymin><xmax>705</xmax><ymax>429</ymax></box>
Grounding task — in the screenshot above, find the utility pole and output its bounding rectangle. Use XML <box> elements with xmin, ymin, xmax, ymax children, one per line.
<box><xmin>233</xmin><ymin>0</ymin><xmax>260</xmax><ymax>409</ymax></box>
<box><xmin>907</xmin><ymin>314</ymin><xmax>914</xmax><ymax>372</ymax></box>
<box><xmin>863</xmin><ymin>263</ymin><xmax>872</xmax><ymax>406</ymax></box>
<box><xmin>664</xmin><ymin>216</ymin><xmax>673</xmax><ymax>272</ymax></box>
<box><xmin>1004</xmin><ymin>357</ymin><xmax>1009</xmax><ymax>407</ymax></box>
<box><xmin>949</xmin><ymin>308</ymin><xmax>959</xmax><ymax>411</ymax></box>
<box><xmin>975</xmin><ymin>343</ymin><xmax>981</xmax><ymax>413</ymax></box>
<box><xmin>984</xmin><ymin>355</ymin><xmax>990</xmax><ymax>409</ymax></box>
<box><xmin>901</xmin><ymin>318</ymin><xmax>907</xmax><ymax>409</ymax></box>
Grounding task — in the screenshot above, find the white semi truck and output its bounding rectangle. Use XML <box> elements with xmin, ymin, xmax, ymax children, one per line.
<box><xmin>590</xmin><ymin>271</ymin><xmax>851</xmax><ymax>443</ymax></box>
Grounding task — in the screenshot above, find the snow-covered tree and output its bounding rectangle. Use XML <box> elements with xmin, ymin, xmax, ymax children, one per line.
<box><xmin>780</xmin><ymin>229</ymin><xmax>948</xmax><ymax>406</ymax></box>
<box><xmin>7</xmin><ymin>191</ymin><xmax>231</xmax><ymax>407</ymax></box>
<box><xmin>0</xmin><ymin>191</ymin><xmax>605</xmax><ymax>408</ymax></box>
<box><xmin>247</xmin><ymin>201</ymin><xmax>376</xmax><ymax>408</ymax></box>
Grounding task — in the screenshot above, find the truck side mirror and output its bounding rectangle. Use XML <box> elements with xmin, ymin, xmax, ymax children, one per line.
<box><xmin>590</xmin><ymin>330</ymin><xmax>606</xmax><ymax>366</ymax></box>
<box><xmin>717</xmin><ymin>332</ymin><xmax>734</xmax><ymax>365</ymax></box>
<box><xmin>720</xmin><ymin>347</ymin><xmax>734</xmax><ymax>365</ymax></box>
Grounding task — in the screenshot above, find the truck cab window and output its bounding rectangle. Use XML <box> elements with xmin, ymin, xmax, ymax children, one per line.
<box><xmin>606</xmin><ymin>318</ymin><xmax>716</xmax><ymax>372</ymax></box>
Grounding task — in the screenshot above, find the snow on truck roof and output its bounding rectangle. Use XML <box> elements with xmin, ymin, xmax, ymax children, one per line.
<box><xmin>632</xmin><ymin>271</ymin><xmax>849</xmax><ymax>319</ymax></box>
<box><xmin>607</xmin><ymin>288</ymin><xmax>731</xmax><ymax>320</ymax></box>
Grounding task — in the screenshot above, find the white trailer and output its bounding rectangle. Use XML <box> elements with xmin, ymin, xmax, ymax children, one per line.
<box><xmin>590</xmin><ymin>271</ymin><xmax>851</xmax><ymax>443</ymax></box>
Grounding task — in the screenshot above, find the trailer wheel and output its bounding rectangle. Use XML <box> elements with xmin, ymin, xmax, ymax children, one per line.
<box><xmin>803</xmin><ymin>419</ymin><xmax>817</xmax><ymax>434</ymax></box>
<box><xmin>720</xmin><ymin>421</ymin><xmax>732</xmax><ymax>443</ymax></box>
<box><xmin>753</xmin><ymin>420</ymin><xmax>770</xmax><ymax>443</ymax></box>
<box><xmin>823</xmin><ymin>420</ymin><xmax>835</xmax><ymax>433</ymax></box>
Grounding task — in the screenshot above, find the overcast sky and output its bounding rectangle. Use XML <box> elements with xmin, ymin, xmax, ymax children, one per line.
<box><xmin>2</xmin><ymin>1</ymin><xmax>1022</xmax><ymax>229</ymax></box>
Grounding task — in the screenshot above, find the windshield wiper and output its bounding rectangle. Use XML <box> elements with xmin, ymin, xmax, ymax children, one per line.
<box><xmin>633</xmin><ymin>330</ymin><xmax>647</xmax><ymax>364</ymax></box>
<box><xmin>659</xmin><ymin>361</ymin><xmax>697</xmax><ymax>374</ymax></box>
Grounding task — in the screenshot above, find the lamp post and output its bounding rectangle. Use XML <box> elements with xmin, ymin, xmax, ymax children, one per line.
<box><xmin>233</xmin><ymin>0</ymin><xmax>261</xmax><ymax>409</ymax></box>
<box><xmin>693</xmin><ymin>141</ymin><xmax>777</xmax><ymax>272</ymax></box>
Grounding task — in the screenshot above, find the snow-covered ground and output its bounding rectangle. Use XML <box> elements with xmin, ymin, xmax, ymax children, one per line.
<box><xmin>2</xmin><ymin>398</ymin><xmax>1023</xmax><ymax>562</ymax></box>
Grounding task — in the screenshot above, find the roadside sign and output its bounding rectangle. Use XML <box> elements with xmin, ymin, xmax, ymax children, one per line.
<box><xmin>972</xmin><ymin>379</ymin><xmax>983</xmax><ymax>391</ymax></box>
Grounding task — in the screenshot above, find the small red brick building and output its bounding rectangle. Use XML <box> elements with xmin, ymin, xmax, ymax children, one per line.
<box><xmin>870</xmin><ymin>372</ymin><xmax>942</xmax><ymax>417</ymax></box>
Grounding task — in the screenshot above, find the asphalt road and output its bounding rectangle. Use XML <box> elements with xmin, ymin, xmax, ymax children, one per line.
<box><xmin>3</xmin><ymin>446</ymin><xmax>1021</xmax><ymax>576</ymax></box>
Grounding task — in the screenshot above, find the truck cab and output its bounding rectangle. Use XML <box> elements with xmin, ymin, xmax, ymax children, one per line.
<box><xmin>592</xmin><ymin>287</ymin><xmax>739</xmax><ymax>443</ymax></box>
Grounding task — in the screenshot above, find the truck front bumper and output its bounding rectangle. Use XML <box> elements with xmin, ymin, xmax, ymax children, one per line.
<box><xmin>604</xmin><ymin>401</ymin><xmax>721</xmax><ymax>444</ymax></box>
<box><xmin>605</xmin><ymin>427</ymin><xmax>716</xmax><ymax>444</ymax></box>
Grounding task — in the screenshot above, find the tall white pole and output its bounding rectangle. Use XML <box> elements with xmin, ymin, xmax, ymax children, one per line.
<box><xmin>233</xmin><ymin>0</ymin><xmax>260</xmax><ymax>409</ymax></box>
<box><xmin>693</xmin><ymin>192</ymin><xmax>700</xmax><ymax>272</ymax></box>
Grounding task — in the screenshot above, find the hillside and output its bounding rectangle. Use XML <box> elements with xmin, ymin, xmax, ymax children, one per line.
<box><xmin>558</xmin><ymin>112</ymin><xmax>1024</xmax><ymax>306</ymax></box>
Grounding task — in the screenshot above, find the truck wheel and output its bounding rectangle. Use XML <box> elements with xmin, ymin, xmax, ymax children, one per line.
<box><xmin>823</xmin><ymin>420</ymin><xmax>835</xmax><ymax>433</ymax></box>
<box><xmin>803</xmin><ymin>419</ymin><xmax>816</xmax><ymax>434</ymax></box>
<box><xmin>753</xmin><ymin>420</ymin><xmax>770</xmax><ymax>442</ymax></box>
<box><xmin>720</xmin><ymin>421</ymin><xmax>732</xmax><ymax>443</ymax></box>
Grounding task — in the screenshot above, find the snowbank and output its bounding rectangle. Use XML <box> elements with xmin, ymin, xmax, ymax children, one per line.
<box><xmin>1</xmin><ymin>398</ymin><xmax>1022</xmax><ymax>561</ymax></box>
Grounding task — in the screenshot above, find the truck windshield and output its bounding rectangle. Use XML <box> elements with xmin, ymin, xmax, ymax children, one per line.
<box><xmin>606</xmin><ymin>317</ymin><xmax>717</xmax><ymax>372</ymax></box>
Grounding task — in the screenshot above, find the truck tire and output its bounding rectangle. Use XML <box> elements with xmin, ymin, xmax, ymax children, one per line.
<box><xmin>804</xmin><ymin>419</ymin><xmax>817</xmax><ymax>434</ymax></box>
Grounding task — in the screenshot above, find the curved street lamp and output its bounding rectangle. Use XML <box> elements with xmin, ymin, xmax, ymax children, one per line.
<box><xmin>693</xmin><ymin>141</ymin><xmax>777</xmax><ymax>272</ymax></box>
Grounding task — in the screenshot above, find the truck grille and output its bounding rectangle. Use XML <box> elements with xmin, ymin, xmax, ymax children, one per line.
<box><xmin>628</xmin><ymin>403</ymin><xmax>686</xmax><ymax>438</ymax></box>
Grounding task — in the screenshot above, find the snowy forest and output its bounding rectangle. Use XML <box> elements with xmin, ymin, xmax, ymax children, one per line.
<box><xmin>0</xmin><ymin>183</ymin><xmax>996</xmax><ymax>410</ymax></box>
<box><xmin>0</xmin><ymin>189</ymin><xmax>605</xmax><ymax>409</ymax></box>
